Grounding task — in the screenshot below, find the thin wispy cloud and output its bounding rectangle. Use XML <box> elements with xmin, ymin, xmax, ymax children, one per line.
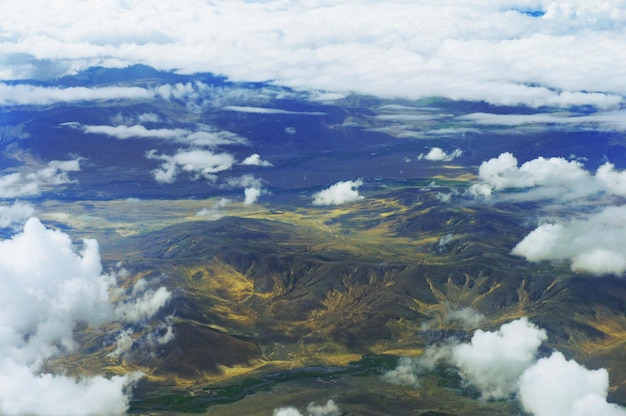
<box><xmin>0</xmin><ymin>84</ymin><xmax>154</xmax><ymax>106</ymax></box>
<box><xmin>459</xmin><ymin>111</ymin><xmax>626</xmax><ymax>132</ymax></box>
<box><xmin>72</xmin><ymin>124</ymin><xmax>190</xmax><ymax>140</ymax></box>
<box><xmin>222</xmin><ymin>106</ymin><xmax>326</xmax><ymax>115</ymax></box>
<box><xmin>63</xmin><ymin>122</ymin><xmax>249</xmax><ymax>147</ymax></box>
<box><xmin>418</xmin><ymin>148</ymin><xmax>463</xmax><ymax>162</ymax></box>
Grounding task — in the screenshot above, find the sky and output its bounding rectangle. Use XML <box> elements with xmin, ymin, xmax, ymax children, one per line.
<box><xmin>1</xmin><ymin>0</ymin><xmax>626</xmax><ymax>108</ymax></box>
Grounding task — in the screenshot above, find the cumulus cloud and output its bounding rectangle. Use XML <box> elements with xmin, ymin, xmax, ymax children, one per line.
<box><xmin>384</xmin><ymin>318</ymin><xmax>626</xmax><ymax>415</ymax></box>
<box><xmin>273</xmin><ymin>400</ymin><xmax>340</xmax><ymax>416</ymax></box>
<box><xmin>519</xmin><ymin>352</ymin><xmax>626</xmax><ymax>416</ymax></box>
<box><xmin>596</xmin><ymin>162</ymin><xmax>626</xmax><ymax>196</ymax></box>
<box><xmin>0</xmin><ymin>217</ymin><xmax>171</xmax><ymax>415</ymax></box>
<box><xmin>244</xmin><ymin>187</ymin><xmax>262</xmax><ymax>205</ymax></box>
<box><xmin>450</xmin><ymin>317</ymin><xmax>547</xmax><ymax>399</ymax></box>
<box><xmin>472</xmin><ymin>152</ymin><xmax>591</xmax><ymax>193</ymax></box>
<box><xmin>468</xmin><ymin>153</ymin><xmax>626</xmax><ymax>275</ymax></box>
<box><xmin>146</xmin><ymin>149</ymin><xmax>235</xmax><ymax>183</ymax></box>
<box><xmin>312</xmin><ymin>179</ymin><xmax>364</xmax><ymax>206</ymax></box>
<box><xmin>78</xmin><ymin>124</ymin><xmax>189</xmax><ymax>140</ymax></box>
<box><xmin>418</xmin><ymin>147</ymin><xmax>463</xmax><ymax>162</ymax></box>
<box><xmin>512</xmin><ymin>206</ymin><xmax>626</xmax><ymax>275</ymax></box>
<box><xmin>466</xmin><ymin>152</ymin><xmax>618</xmax><ymax>201</ymax></box>
<box><xmin>241</xmin><ymin>153</ymin><xmax>273</xmax><ymax>167</ymax></box>
<box><xmin>0</xmin><ymin>201</ymin><xmax>35</xmax><ymax>228</ymax></box>
<box><xmin>0</xmin><ymin>363</ymin><xmax>140</xmax><ymax>416</ymax></box>
<box><xmin>0</xmin><ymin>159</ymin><xmax>80</xmax><ymax>198</ymax></box>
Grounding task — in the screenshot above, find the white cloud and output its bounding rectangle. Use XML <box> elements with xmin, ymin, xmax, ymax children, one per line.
<box><xmin>512</xmin><ymin>206</ymin><xmax>626</xmax><ymax>276</ymax></box>
<box><xmin>0</xmin><ymin>362</ymin><xmax>139</xmax><ymax>416</ymax></box>
<box><xmin>222</xmin><ymin>106</ymin><xmax>325</xmax><ymax>115</ymax></box>
<box><xmin>596</xmin><ymin>163</ymin><xmax>626</xmax><ymax>196</ymax></box>
<box><xmin>196</xmin><ymin>198</ymin><xmax>231</xmax><ymax>220</ymax></box>
<box><xmin>469</xmin><ymin>152</ymin><xmax>626</xmax><ymax>199</ymax></box>
<box><xmin>273</xmin><ymin>407</ymin><xmax>303</xmax><ymax>416</ymax></box>
<box><xmin>450</xmin><ymin>317</ymin><xmax>547</xmax><ymax>399</ymax></box>
<box><xmin>137</xmin><ymin>112</ymin><xmax>160</xmax><ymax>123</ymax></box>
<box><xmin>0</xmin><ymin>217</ymin><xmax>170</xmax><ymax>414</ymax></box>
<box><xmin>418</xmin><ymin>147</ymin><xmax>462</xmax><ymax>162</ymax></box>
<box><xmin>2</xmin><ymin>1</ymin><xmax>626</xmax><ymax>107</ymax></box>
<box><xmin>80</xmin><ymin>124</ymin><xmax>189</xmax><ymax>140</ymax></box>
<box><xmin>0</xmin><ymin>159</ymin><xmax>80</xmax><ymax>198</ymax></box>
<box><xmin>375</xmin><ymin>114</ymin><xmax>435</xmax><ymax>122</ymax></box>
<box><xmin>273</xmin><ymin>400</ymin><xmax>340</xmax><ymax>416</ymax></box>
<box><xmin>0</xmin><ymin>201</ymin><xmax>35</xmax><ymax>228</ymax></box>
<box><xmin>65</xmin><ymin>122</ymin><xmax>249</xmax><ymax>147</ymax></box>
<box><xmin>312</xmin><ymin>179</ymin><xmax>364</xmax><ymax>206</ymax></box>
<box><xmin>383</xmin><ymin>317</ymin><xmax>626</xmax><ymax>415</ymax></box>
<box><xmin>469</xmin><ymin>153</ymin><xmax>626</xmax><ymax>275</ymax></box>
<box><xmin>447</xmin><ymin>306</ymin><xmax>486</xmax><ymax>330</ymax></box>
<box><xmin>114</xmin><ymin>285</ymin><xmax>171</xmax><ymax>323</ymax></box>
<box><xmin>459</xmin><ymin>110</ymin><xmax>626</xmax><ymax>132</ymax></box>
<box><xmin>185</xmin><ymin>129</ymin><xmax>249</xmax><ymax>147</ymax></box>
<box><xmin>476</xmin><ymin>152</ymin><xmax>590</xmax><ymax>191</ymax></box>
<box><xmin>519</xmin><ymin>352</ymin><xmax>626</xmax><ymax>416</ymax></box>
<box><xmin>222</xmin><ymin>174</ymin><xmax>266</xmax><ymax>205</ymax></box>
<box><xmin>241</xmin><ymin>153</ymin><xmax>272</xmax><ymax>167</ymax></box>
<box><xmin>244</xmin><ymin>187</ymin><xmax>262</xmax><ymax>205</ymax></box>
<box><xmin>381</xmin><ymin>356</ymin><xmax>420</xmax><ymax>387</ymax></box>
<box><xmin>0</xmin><ymin>83</ymin><xmax>154</xmax><ymax>106</ymax></box>
<box><xmin>146</xmin><ymin>149</ymin><xmax>235</xmax><ymax>183</ymax></box>
<box><xmin>468</xmin><ymin>152</ymin><xmax>603</xmax><ymax>201</ymax></box>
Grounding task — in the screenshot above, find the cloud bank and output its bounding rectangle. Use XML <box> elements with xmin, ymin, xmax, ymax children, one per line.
<box><xmin>312</xmin><ymin>179</ymin><xmax>364</xmax><ymax>206</ymax></box>
<box><xmin>0</xmin><ymin>218</ymin><xmax>171</xmax><ymax>415</ymax></box>
<box><xmin>1</xmin><ymin>1</ymin><xmax>626</xmax><ymax>107</ymax></box>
